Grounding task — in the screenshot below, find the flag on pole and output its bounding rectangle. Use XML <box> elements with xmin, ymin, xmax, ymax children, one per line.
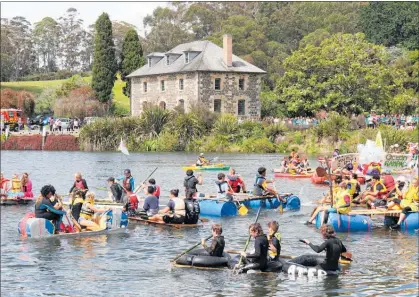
<box><xmin>375</xmin><ymin>131</ymin><xmax>383</xmax><ymax>150</ymax></box>
<box><xmin>118</xmin><ymin>138</ymin><xmax>129</xmax><ymax>155</ymax></box>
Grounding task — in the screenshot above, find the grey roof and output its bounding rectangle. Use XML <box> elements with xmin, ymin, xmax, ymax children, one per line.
<box><xmin>127</xmin><ymin>40</ymin><xmax>266</xmax><ymax>78</ymax></box>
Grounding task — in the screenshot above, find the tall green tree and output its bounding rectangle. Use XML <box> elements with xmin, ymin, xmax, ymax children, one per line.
<box><xmin>121</xmin><ymin>28</ymin><xmax>144</xmax><ymax>97</ymax></box>
<box><xmin>33</xmin><ymin>17</ymin><xmax>60</xmax><ymax>72</ymax></box>
<box><xmin>276</xmin><ymin>33</ymin><xmax>407</xmax><ymax>116</ymax></box>
<box><xmin>92</xmin><ymin>13</ymin><xmax>117</xmax><ymax>103</ymax></box>
<box><xmin>360</xmin><ymin>2</ymin><xmax>419</xmax><ymax>50</ymax></box>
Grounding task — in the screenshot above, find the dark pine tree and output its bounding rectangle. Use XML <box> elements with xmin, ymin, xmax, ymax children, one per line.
<box><xmin>121</xmin><ymin>28</ymin><xmax>144</xmax><ymax>97</ymax></box>
<box><xmin>92</xmin><ymin>13</ymin><xmax>117</xmax><ymax>103</ymax></box>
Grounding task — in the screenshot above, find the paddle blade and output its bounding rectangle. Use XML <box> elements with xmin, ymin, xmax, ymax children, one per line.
<box><xmin>238</xmin><ymin>204</ymin><xmax>248</xmax><ymax>216</ymax></box>
<box><xmin>279</xmin><ymin>203</ymin><xmax>283</xmax><ymax>214</ymax></box>
<box><xmin>316</xmin><ymin>167</ymin><xmax>327</xmax><ymax>177</ymax></box>
<box><xmin>341</xmin><ymin>252</ymin><xmax>353</xmax><ymax>261</ymax></box>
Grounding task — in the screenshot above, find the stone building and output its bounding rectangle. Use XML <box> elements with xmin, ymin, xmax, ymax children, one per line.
<box><xmin>127</xmin><ymin>35</ymin><xmax>266</xmax><ymax>119</ymax></box>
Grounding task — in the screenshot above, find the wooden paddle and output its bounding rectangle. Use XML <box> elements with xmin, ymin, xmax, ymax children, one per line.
<box><xmin>233</xmin><ymin>206</ymin><xmax>262</xmax><ymax>274</ymax></box>
<box><xmin>272</xmin><ymin>182</ymin><xmax>283</xmax><ymax>214</ymax></box>
<box><xmin>171</xmin><ymin>235</ymin><xmax>212</xmax><ymax>264</ymax></box>
<box><xmin>227</xmin><ymin>183</ymin><xmax>248</xmax><ymax>216</ymax></box>
<box><xmin>134</xmin><ymin>167</ymin><xmax>159</xmax><ymax>194</ymax></box>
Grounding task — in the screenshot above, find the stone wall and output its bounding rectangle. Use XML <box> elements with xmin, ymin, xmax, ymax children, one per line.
<box><xmin>131</xmin><ymin>71</ymin><xmax>262</xmax><ymax>118</ymax></box>
<box><xmin>198</xmin><ymin>72</ymin><xmax>262</xmax><ymax>119</ymax></box>
<box><xmin>131</xmin><ymin>73</ymin><xmax>199</xmax><ymax>115</ymax></box>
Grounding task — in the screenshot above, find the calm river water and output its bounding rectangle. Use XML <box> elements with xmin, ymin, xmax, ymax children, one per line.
<box><xmin>1</xmin><ymin>151</ymin><xmax>418</xmax><ymax>297</ymax></box>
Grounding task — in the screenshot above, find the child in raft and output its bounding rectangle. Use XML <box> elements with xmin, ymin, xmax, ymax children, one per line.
<box><xmin>201</xmin><ymin>224</ymin><xmax>225</xmax><ymax>257</ymax></box>
<box><xmin>149</xmin><ymin>189</ymin><xmax>185</xmax><ymax>224</ymax></box>
<box><xmin>237</xmin><ymin>223</ymin><xmax>269</xmax><ymax>273</ymax></box>
<box><xmin>388</xmin><ymin>177</ymin><xmax>419</xmax><ymax>230</ymax></box>
<box><xmin>267</xmin><ymin>221</ymin><xmax>281</xmax><ymax>261</ymax></box>
<box><xmin>305</xmin><ymin>181</ymin><xmax>350</xmax><ymax>226</ymax></box>
<box><xmin>136</xmin><ymin>186</ymin><xmax>159</xmax><ymax>219</ymax></box>
<box><xmin>21</xmin><ymin>172</ymin><xmax>33</xmax><ymax>198</ymax></box>
<box><xmin>253</xmin><ymin>167</ymin><xmax>286</xmax><ymax>203</ymax></box>
<box><xmin>78</xmin><ymin>192</ymin><xmax>110</xmax><ymax>231</ymax></box>
<box><xmin>122</xmin><ymin>184</ymin><xmax>139</xmax><ymax>217</ymax></box>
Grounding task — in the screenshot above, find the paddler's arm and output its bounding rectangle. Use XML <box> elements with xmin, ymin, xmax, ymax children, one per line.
<box><xmin>69</xmin><ymin>182</ymin><xmax>76</xmax><ymax>194</ymax></box>
<box><xmin>89</xmin><ymin>204</ymin><xmax>109</xmax><ymax>213</ymax></box>
<box><xmin>304</xmin><ymin>240</ymin><xmax>327</xmax><ymax>253</ymax></box>
<box><xmin>83</xmin><ymin>179</ymin><xmax>89</xmax><ymax>191</ymax></box>
<box><xmin>158</xmin><ymin>206</ymin><xmax>170</xmax><ymax>214</ymax></box>
<box><xmin>197</xmin><ymin>173</ymin><xmax>203</xmax><ymax>185</ymax></box>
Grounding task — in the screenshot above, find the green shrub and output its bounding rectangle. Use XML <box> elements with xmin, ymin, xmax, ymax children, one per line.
<box><xmin>264</xmin><ymin>123</ymin><xmax>288</xmax><ymax>142</ymax></box>
<box><xmin>312</xmin><ymin>112</ymin><xmax>350</xmax><ymax>142</ymax></box>
<box><xmin>212</xmin><ymin>114</ymin><xmax>239</xmax><ymax>141</ymax></box>
<box><xmin>156</xmin><ymin>130</ymin><xmax>180</xmax><ymax>151</ymax></box>
<box><xmin>241</xmin><ymin>137</ymin><xmax>275</xmax><ymax>153</ymax></box>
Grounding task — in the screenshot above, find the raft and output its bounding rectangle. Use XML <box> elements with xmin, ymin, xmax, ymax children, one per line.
<box><xmin>128</xmin><ymin>216</ymin><xmax>203</xmax><ymax>228</ymax></box>
<box><xmin>311</xmin><ymin>174</ymin><xmax>328</xmax><ymax>185</ymax></box>
<box><xmin>273</xmin><ymin>172</ymin><xmax>312</xmax><ymax>178</ymax></box>
<box><xmin>315</xmin><ymin>210</ymin><xmax>373</xmax><ymax>232</ymax></box>
<box><xmin>182</xmin><ymin>163</ymin><xmax>230</xmax><ymax>171</ymax></box>
<box><xmin>383</xmin><ymin>212</ymin><xmax>419</xmax><ymax>232</ymax></box>
<box><xmin>175</xmin><ymin>249</ymin><xmax>231</xmax><ymax>268</ymax></box>
<box><xmin>18</xmin><ymin>209</ymin><xmax>128</xmax><ymax>238</ymax></box>
<box><xmin>279</xmin><ymin>256</ymin><xmax>339</xmax><ymax>276</ymax></box>
<box><xmin>199</xmin><ymin>200</ymin><xmax>237</xmax><ymax>217</ymax></box>
<box><xmin>1</xmin><ymin>195</ymin><xmax>34</xmax><ymax>205</ymax></box>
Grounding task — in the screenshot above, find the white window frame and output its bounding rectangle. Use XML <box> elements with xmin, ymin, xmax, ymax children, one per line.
<box><xmin>185</xmin><ymin>52</ymin><xmax>189</xmax><ymax>64</ymax></box>
<box><xmin>148</xmin><ymin>58</ymin><xmax>151</xmax><ymax>67</ymax></box>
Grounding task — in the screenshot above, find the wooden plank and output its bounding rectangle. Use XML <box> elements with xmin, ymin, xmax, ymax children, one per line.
<box><xmin>128</xmin><ymin>217</ymin><xmax>202</xmax><ymax>228</ymax></box>
<box><xmin>348</xmin><ymin>209</ymin><xmax>403</xmax><ymax>216</ymax></box>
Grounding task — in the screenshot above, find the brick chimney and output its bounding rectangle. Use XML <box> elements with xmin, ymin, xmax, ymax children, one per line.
<box><xmin>223</xmin><ymin>34</ymin><xmax>232</xmax><ymax>67</ymax></box>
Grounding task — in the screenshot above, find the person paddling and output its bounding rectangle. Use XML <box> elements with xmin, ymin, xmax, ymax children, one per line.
<box><xmin>237</xmin><ymin>223</ymin><xmax>269</xmax><ymax>273</ymax></box>
<box><xmin>122</xmin><ymin>184</ymin><xmax>139</xmax><ymax>217</ymax></box>
<box><xmin>78</xmin><ymin>192</ymin><xmax>109</xmax><ymax>231</ymax></box>
<box><xmin>196</xmin><ymin>153</ymin><xmax>210</xmax><ymax>166</ymax></box>
<box><xmin>300</xmin><ymin>224</ymin><xmax>347</xmax><ymax>272</ymax></box>
<box><xmin>253</xmin><ymin>167</ymin><xmax>286</xmax><ymax>203</ymax></box>
<box><xmin>137</xmin><ymin>186</ymin><xmax>159</xmax><ymax>219</ymax></box>
<box><xmin>215</xmin><ymin>173</ymin><xmax>234</xmax><ymax>201</ymax></box>
<box><xmin>35</xmin><ymin>185</ymin><xmax>63</xmax><ymax>231</ymax></box>
<box><xmin>201</xmin><ymin>224</ymin><xmax>225</xmax><ymax>257</ymax></box>
<box><xmin>141</xmin><ymin>178</ymin><xmax>161</xmax><ymax>199</ymax></box>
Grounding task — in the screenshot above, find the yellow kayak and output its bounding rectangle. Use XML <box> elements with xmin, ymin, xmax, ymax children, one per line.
<box><xmin>182</xmin><ymin>163</ymin><xmax>230</xmax><ymax>171</ymax></box>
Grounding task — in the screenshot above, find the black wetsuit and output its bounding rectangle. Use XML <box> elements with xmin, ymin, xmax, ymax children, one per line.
<box><xmin>243</xmin><ymin>234</ymin><xmax>269</xmax><ymax>272</ymax></box>
<box><xmin>35</xmin><ymin>197</ymin><xmax>61</xmax><ymax>221</ymax></box>
<box><xmin>270</xmin><ymin>234</ymin><xmax>281</xmax><ymax>261</ymax></box>
<box><xmin>308</xmin><ymin>237</ymin><xmax>347</xmax><ymax>271</ymax></box>
<box><xmin>205</xmin><ymin>235</ymin><xmax>225</xmax><ymax>257</ymax></box>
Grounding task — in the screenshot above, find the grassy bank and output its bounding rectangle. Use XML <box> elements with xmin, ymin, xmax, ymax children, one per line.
<box><xmin>1</xmin><ymin>76</ymin><xmax>130</xmax><ymax>115</ymax></box>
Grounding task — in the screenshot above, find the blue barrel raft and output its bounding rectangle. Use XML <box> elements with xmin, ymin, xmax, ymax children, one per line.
<box><xmin>384</xmin><ymin>212</ymin><xmax>419</xmax><ymax>232</ymax></box>
<box><xmin>315</xmin><ymin>211</ymin><xmax>373</xmax><ymax>232</ymax></box>
<box><xmin>198</xmin><ymin>200</ymin><xmax>237</xmax><ymax>217</ymax></box>
<box><xmin>243</xmin><ymin>195</ymin><xmax>300</xmax><ymax>211</ymax></box>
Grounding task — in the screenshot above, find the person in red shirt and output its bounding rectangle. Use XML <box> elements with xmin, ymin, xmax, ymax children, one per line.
<box><xmin>226</xmin><ymin>168</ymin><xmax>246</xmax><ymax>193</ymax></box>
<box><xmin>123</xmin><ymin>184</ymin><xmax>139</xmax><ymax>216</ymax></box>
<box><xmin>142</xmin><ymin>178</ymin><xmax>160</xmax><ymax>199</ymax></box>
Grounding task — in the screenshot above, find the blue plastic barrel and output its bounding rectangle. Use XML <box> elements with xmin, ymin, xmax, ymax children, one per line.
<box><xmin>284</xmin><ymin>195</ymin><xmax>300</xmax><ymax>210</ymax></box>
<box><xmin>401</xmin><ymin>212</ymin><xmax>419</xmax><ymax>232</ymax></box>
<box><xmin>244</xmin><ymin>198</ymin><xmax>280</xmax><ymax>209</ymax></box>
<box><xmin>315</xmin><ymin>211</ymin><xmax>373</xmax><ymax>232</ymax></box>
<box><xmin>198</xmin><ymin>200</ymin><xmax>237</xmax><ymax>217</ymax></box>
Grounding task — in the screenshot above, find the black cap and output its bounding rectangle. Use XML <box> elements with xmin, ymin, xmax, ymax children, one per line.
<box><xmin>107</xmin><ymin>177</ymin><xmax>115</xmax><ymax>182</ymax></box>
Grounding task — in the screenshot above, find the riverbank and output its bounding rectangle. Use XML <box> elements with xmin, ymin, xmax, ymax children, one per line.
<box><xmin>1</xmin><ymin>132</ymin><xmax>79</xmax><ymax>151</ymax></box>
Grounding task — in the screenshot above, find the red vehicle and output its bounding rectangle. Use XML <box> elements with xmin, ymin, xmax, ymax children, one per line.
<box><xmin>0</xmin><ymin>108</ymin><xmax>26</xmax><ymax>131</ymax></box>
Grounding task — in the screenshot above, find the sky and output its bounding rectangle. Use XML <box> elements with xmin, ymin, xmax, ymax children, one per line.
<box><xmin>1</xmin><ymin>1</ymin><xmax>166</xmax><ymax>36</ymax></box>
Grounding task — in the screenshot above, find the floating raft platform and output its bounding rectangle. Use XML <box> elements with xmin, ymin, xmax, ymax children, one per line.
<box><xmin>128</xmin><ymin>217</ymin><xmax>203</xmax><ymax>228</ymax></box>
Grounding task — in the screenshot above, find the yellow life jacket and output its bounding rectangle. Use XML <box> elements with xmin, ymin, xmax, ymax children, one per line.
<box><xmin>335</xmin><ymin>190</ymin><xmax>351</xmax><ymax>214</ymax></box>
<box><xmin>373</xmin><ymin>181</ymin><xmax>387</xmax><ymax>198</ymax></box>
<box><xmin>401</xmin><ymin>185</ymin><xmax>419</xmax><ymax>211</ymax></box>
<box><xmin>80</xmin><ymin>202</ymin><xmax>94</xmax><ymax>219</ymax></box>
<box><xmin>268</xmin><ymin>232</ymin><xmax>281</xmax><ymax>258</ymax></box>
<box><xmin>11</xmin><ymin>178</ymin><xmax>21</xmax><ymax>192</ymax></box>
<box><xmin>348</xmin><ymin>179</ymin><xmax>358</xmax><ymax>196</ymax></box>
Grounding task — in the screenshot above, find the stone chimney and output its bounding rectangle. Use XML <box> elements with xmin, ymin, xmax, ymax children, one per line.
<box><xmin>223</xmin><ymin>34</ymin><xmax>232</xmax><ymax>67</ymax></box>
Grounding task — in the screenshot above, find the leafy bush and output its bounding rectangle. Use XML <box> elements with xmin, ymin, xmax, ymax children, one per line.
<box><xmin>53</xmin><ymin>86</ymin><xmax>108</xmax><ymax>119</ymax></box>
<box><xmin>212</xmin><ymin>114</ymin><xmax>239</xmax><ymax>141</ymax></box>
<box><xmin>263</xmin><ymin>123</ymin><xmax>288</xmax><ymax>142</ymax></box>
<box><xmin>312</xmin><ymin>112</ymin><xmax>350</xmax><ymax>142</ymax></box>
<box><xmin>241</xmin><ymin>137</ymin><xmax>276</xmax><ymax>153</ymax></box>
<box><xmin>172</xmin><ymin>112</ymin><xmax>205</xmax><ymax>150</ymax></box>
<box><xmin>156</xmin><ymin>130</ymin><xmax>180</xmax><ymax>151</ymax></box>
<box><xmin>140</xmin><ymin>106</ymin><xmax>171</xmax><ymax>137</ymax></box>
<box><xmin>0</xmin><ymin>89</ymin><xmax>35</xmax><ymax>117</ymax></box>
<box><xmin>238</xmin><ymin>121</ymin><xmax>265</xmax><ymax>139</ymax></box>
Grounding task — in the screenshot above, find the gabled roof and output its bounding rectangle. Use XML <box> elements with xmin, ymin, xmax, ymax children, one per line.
<box><xmin>127</xmin><ymin>40</ymin><xmax>266</xmax><ymax>78</ymax></box>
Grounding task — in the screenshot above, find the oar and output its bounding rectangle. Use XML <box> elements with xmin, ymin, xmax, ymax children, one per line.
<box><xmin>134</xmin><ymin>167</ymin><xmax>158</xmax><ymax>194</ymax></box>
<box><xmin>171</xmin><ymin>235</ymin><xmax>212</xmax><ymax>264</ymax></box>
<box><xmin>233</xmin><ymin>206</ymin><xmax>262</xmax><ymax>274</ymax></box>
<box><xmin>299</xmin><ymin>239</ymin><xmax>353</xmax><ymax>263</ymax></box>
<box><xmin>227</xmin><ymin>183</ymin><xmax>248</xmax><ymax>216</ymax></box>
<box><xmin>94</xmin><ymin>186</ymin><xmax>108</xmax><ymax>192</ymax></box>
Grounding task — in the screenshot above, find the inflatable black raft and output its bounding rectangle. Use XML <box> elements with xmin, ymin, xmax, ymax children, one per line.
<box><xmin>175</xmin><ymin>249</ymin><xmax>231</xmax><ymax>268</ymax></box>
<box><xmin>279</xmin><ymin>254</ymin><xmax>340</xmax><ymax>276</ymax></box>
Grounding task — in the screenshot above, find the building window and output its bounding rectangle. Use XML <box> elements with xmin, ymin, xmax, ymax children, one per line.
<box><xmin>166</xmin><ymin>56</ymin><xmax>170</xmax><ymax>65</ymax></box>
<box><xmin>179</xmin><ymin>79</ymin><xmax>184</xmax><ymax>90</ymax></box>
<box><xmin>159</xmin><ymin>101</ymin><xmax>166</xmax><ymax>110</ymax></box>
<box><xmin>238</xmin><ymin>100</ymin><xmax>245</xmax><ymax>116</ymax></box>
<box><xmin>148</xmin><ymin>58</ymin><xmax>151</xmax><ymax>67</ymax></box>
<box><xmin>143</xmin><ymin>82</ymin><xmax>147</xmax><ymax>93</ymax></box>
<box><xmin>178</xmin><ymin>99</ymin><xmax>185</xmax><ymax>111</ymax></box>
<box><xmin>161</xmin><ymin>80</ymin><xmax>165</xmax><ymax>91</ymax></box>
<box><xmin>185</xmin><ymin>52</ymin><xmax>189</xmax><ymax>64</ymax></box>
<box><xmin>214</xmin><ymin>99</ymin><xmax>221</xmax><ymax>113</ymax></box>
<box><xmin>215</xmin><ymin>78</ymin><xmax>221</xmax><ymax>90</ymax></box>
<box><xmin>239</xmin><ymin>78</ymin><xmax>245</xmax><ymax>90</ymax></box>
